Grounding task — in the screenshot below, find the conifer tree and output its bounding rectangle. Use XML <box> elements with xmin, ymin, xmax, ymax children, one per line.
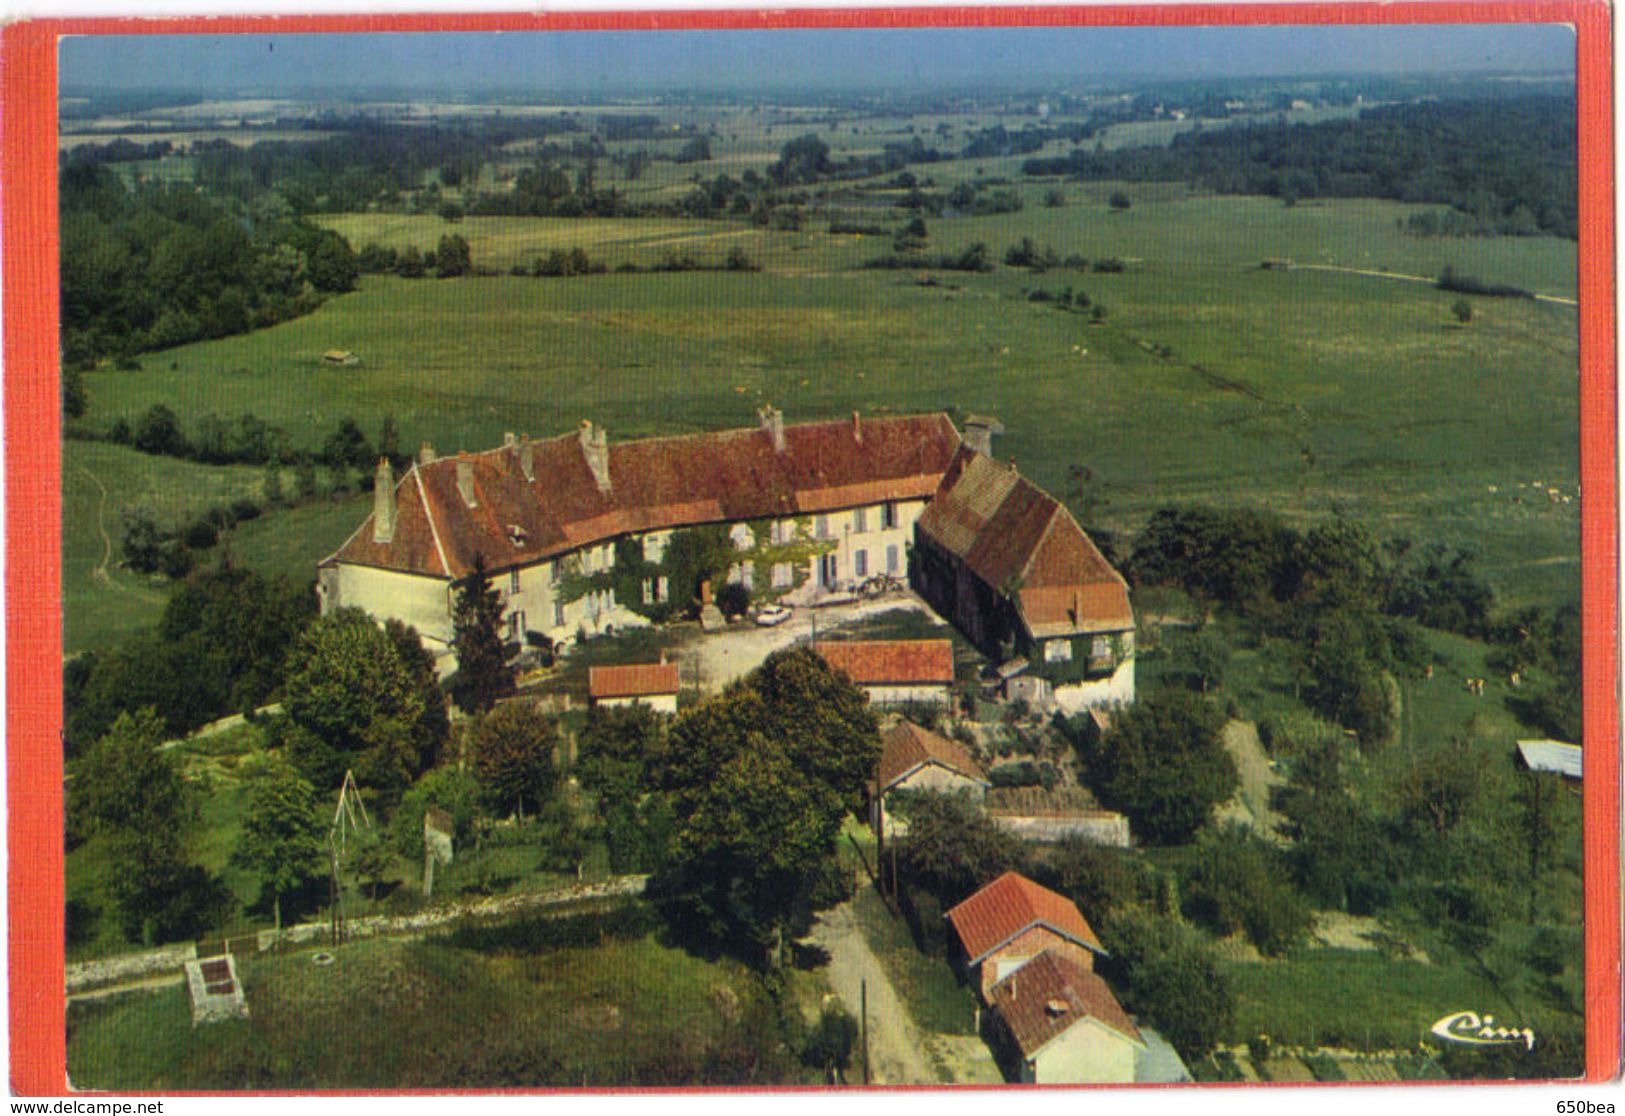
<box><xmin>450</xmin><ymin>553</ymin><xmax>515</xmax><ymax>714</ymax></box>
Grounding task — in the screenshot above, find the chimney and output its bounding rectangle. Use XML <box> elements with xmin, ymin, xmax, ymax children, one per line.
<box><xmin>518</xmin><ymin>434</ymin><xmax>534</xmax><ymax>483</ymax></box>
<box><xmin>758</xmin><ymin>404</ymin><xmax>785</xmax><ymax>453</ymax></box>
<box><xmin>1044</xmin><ymin>998</ymin><xmax>1071</xmax><ymax>1018</ymax></box>
<box><xmin>372</xmin><ymin>458</ymin><xmax>396</xmax><ymax>544</ymax></box>
<box><xmin>963</xmin><ymin>414</ymin><xmax>1004</xmax><ymax>457</ymax></box>
<box><xmin>851</xmin><ymin>411</ymin><xmax>863</xmax><ymax>444</ymax></box>
<box><xmin>579</xmin><ymin>420</ymin><xmax>611</xmax><ymax>494</ymax></box>
<box><xmin>455</xmin><ymin>453</ymin><xmax>477</xmax><ymax>507</ymax></box>
<box><xmin>503</xmin><ymin>431</ymin><xmax>516</xmax><ymax>447</ymax></box>
<box><xmin>418</xmin><ymin>442</ymin><xmax>437</xmax><ymax>466</ymax></box>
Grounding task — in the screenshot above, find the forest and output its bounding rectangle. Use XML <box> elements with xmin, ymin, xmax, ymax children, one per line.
<box><xmin>1021</xmin><ymin>95</ymin><xmax>1578</xmax><ymax>238</ymax></box>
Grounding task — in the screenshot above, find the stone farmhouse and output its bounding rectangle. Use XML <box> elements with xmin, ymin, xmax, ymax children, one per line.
<box><xmin>913</xmin><ymin>445</ymin><xmax>1136</xmax><ymax>713</ymax></box>
<box><xmin>318</xmin><ymin>407</ymin><xmax>959</xmax><ymax>665</ymax></box>
<box><xmin>317</xmin><ymin>408</ymin><xmax>1134</xmax><ymax>711</ymax></box>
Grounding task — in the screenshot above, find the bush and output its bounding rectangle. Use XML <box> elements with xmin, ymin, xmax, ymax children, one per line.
<box><xmin>715</xmin><ymin>582</ymin><xmax>751</xmax><ymax>617</ymax></box>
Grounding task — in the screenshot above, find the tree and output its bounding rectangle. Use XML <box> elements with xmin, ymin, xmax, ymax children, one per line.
<box><xmin>1451</xmin><ymin>298</ymin><xmax>1473</xmax><ymax>324</ymax></box>
<box><xmin>470</xmin><ymin>702</ymin><xmax>561</xmax><ymax>820</ymax></box>
<box><xmin>133</xmin><ymin>403</ymin><xmax>187</xmax><ymax>457</ymax></box>
<box><xmin>579</xmin><ymin>704</ymin><xmax>672</xmax><ymax>872</ymax></box>
<box><xmin>70</xmin><ymin>709</ymin><xmax>227</xmax><ymax>943</ymax></box>
<box><xmin>450</xmin><ymin>554</ymin><xmax>515</xmax><ymax>715</ymax></box>
<box><xmin>232</xmin><ymin>755</ymin><xmax>326</xmax><ymax>931</ymax></box>
<box><xmin>1084</xmin><ymin>692</ymin><xmax>1236</xmax><ymax>845</ymax></box>
<box><xmin>63</xmin><ymin>365</ymin><xmax>88</xmax><ymax>419</ymax></box>
<box><xmin>658</xmin><ymin>649</ymin><xmax>879</xmax><ymax>964</ymax></box>
<box><xmin>121</xmin><ymin>507</ymin><xmax>164</xmax><ymax>573</ymax></box>
<box><xmin>392</xmin><ymin>766</ymin><xmax>483</xmax><ymax>858</ymax></box>
<box><xmin>1101</xmin><ymin>908</ymin><xmax>1233</xmax><ymax>1062</ymax></box>
<box><xmin>1043</xmin><ymin>835</ymin><xmax>1153</xmax><ymax>921</ymax></box>
<box><xmin>1179</xmin><ymin>823</ymin><xmax>1312</xmax><ymax>955</ymax></box>
<box><xmin>262</xmin><ymin>460</ymin><xmax>284</xmax><ymax>507</ymax></box>
<box><xmin>801</xmin><ymin>1003</ymin><xmax>858</xmax><ymax>1078</ymax></box>
<box><xmin>282</xmin><ymin>608</ymin><xmax>432</xmax><ymax>793</ymax></box>
<box><xmin>1393</xmin><ymin>736</ymin><xmax>1481</xmax><ymax>836</ymax></box>
<box><xmin>896</xmin><ymin>790</ymin><xmax>1022</xmax><ymax>906</ymax></box>
<box><xmin>1109</xmin><ymin>191</ymin><xmax>1132</xmax><ymax>210</ymax></box>
<box><xmin>435</xmin><ymin>233</ymin><xmax>472</xmax><ymax>278</ymax></box>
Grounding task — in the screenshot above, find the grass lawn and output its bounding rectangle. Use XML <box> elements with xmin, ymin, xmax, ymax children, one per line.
<box><xmin>68</xmin><ymin>922</ymin><xmax>810</xmax><ymax>1088</ymax></box>
<box><xmin>1218</xmin><ymin>948</ymin><xmax>1578</xmax><ymax>1052</ymax></box>
<box><xmin>849</xmin><ymin>885</ymin><xmax>978</xmax><ymax>1036</ymax></box>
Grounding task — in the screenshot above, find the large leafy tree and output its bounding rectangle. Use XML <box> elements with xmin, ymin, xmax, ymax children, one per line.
<box><xmin>659</xmin><ymin>648</ymin><xmax>880</xmax><ymax>965</ymax></box>
<box><xmin>579</xmin><ymin>704</ymin><xmax>673</xmax><ymax>873</ymax></box>
<box><xmin>281</xmin><ymin>607</ymin><xmax>439</xmax><ymax>794</ymax></box>
<box><xmin>470</xmin><ymin>702</ymin><xmax>561</xmax><ymax>821</ymax></box>
<box><xmin>1084</xmin><ymin>691</ymin><xmax>1236</xmax><ymax>845</ymax></box>
<box><xmin>894</xmin><ymin>790</ymin><xmax>1022</xmax><ymax>907</ymax></box>
<box><xmin>70</xmin><ymin>708</ymin><xmax>227</xmax><ymax>943</ymax></box>
<box><xmin>450</xmin><ymin>554</ymin><xmax>515</xmax><ymax>715</ymax></box>
<box><xmin>232</xmin><ymin>755</ymin><xmax>327</xmax><ymax>931</ymax></box>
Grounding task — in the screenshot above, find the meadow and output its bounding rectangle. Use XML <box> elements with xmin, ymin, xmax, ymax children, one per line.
<box><xmin>72</xmin><ymin>182</ymin><xmax>1580</xmax><ymax>656</ymax></box>
<box><xmin>67</xmin><ymin>920</ymin><xmax>806</xmax><ymax>1088</ymax></box>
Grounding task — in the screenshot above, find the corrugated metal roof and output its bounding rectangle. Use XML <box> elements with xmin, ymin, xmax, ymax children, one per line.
<box><xmin>1517</xmin><ymin>739</ymin><xmax>1582</xmax><ymax>779</ymax></box>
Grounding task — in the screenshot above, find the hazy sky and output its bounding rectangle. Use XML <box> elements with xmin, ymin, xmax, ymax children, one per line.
<box><xmin>60</xmin><ymin>24</ymin><xmax>1575</xmax><ymax>94</ymax></box>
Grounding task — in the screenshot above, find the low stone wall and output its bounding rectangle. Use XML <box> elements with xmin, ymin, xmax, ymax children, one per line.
<box><xmin>989</xmin><ymin>812</ymin><xmax>1131</xmax><ymax>847</ymax></box>
<box><xmin>66</xmin><ymin>942</ymin><xmax>197</xmax><ymax>995</ymax></box>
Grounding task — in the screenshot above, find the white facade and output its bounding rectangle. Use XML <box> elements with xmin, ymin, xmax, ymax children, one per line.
<box><xmin>323</xmin><ymin>497</ymin><xmax>929</xmax><ymax>672</ymax></box>
<box><xmin>861</xmin><ymin>683</ymin><xmax>953</xmax><ymax>708</ymax></box>
<box><xmin>1023</xmin><ymin>1017</ymin><xmax>1142</xmax><ymax>1085</ymax></box>
<box><xmin>595</xmin><ymin>693</ymin><xmax>679</xmax><ymax>714</ymax></box>
<box><xmin>1052</xmin><ymin>658</ymin><xmax>1136</xmax><ymax>715</ymax></box>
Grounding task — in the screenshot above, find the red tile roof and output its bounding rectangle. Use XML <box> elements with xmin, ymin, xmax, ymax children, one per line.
<box><xmin>915</xmin><ymin>448</ymin><xmax>1132</xmax><ymax>638</ymax></box>
<box><xmin>323</xmin><ymin>413</ymin><xmax>962</xmax><ymax>580</ymax></box>
<box><xmin>987</xmin><ymin>949</ymin><xmax>1144</xmax><ymax>1056</ymax></box>
<box><xmin>878</xmin><ymin>720</ymin><xmax>988</xmax><ymax>792</ymax></box>
<box><xmin>945</xmin><ymin>871</ymin><xmax>1104</xmax><ymax>964</ymax></box>
<box><xmin>815</xmin><ymin>640</ymin><xmax>955</xmax><ymax>687</ymax></box>
<box><xmin>588</xmin><ymin>661</ymin><xmax>680</xmax><ymax>700</ymax></box>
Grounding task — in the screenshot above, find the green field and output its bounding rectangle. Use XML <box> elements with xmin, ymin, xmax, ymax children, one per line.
<box><xmin>62</xmin><ymin>439</ymin><xmax>368</xmax><ymax>653</ymax></box>
<box><xmin>74</xmin><ymin>186</ymin><xmax>1580</xmax><ymax>653</ymax></box>
<box><xmin>68</xmin><ymin>927</ymin><xmax>802</xmax><ymax>1088</ymax></box>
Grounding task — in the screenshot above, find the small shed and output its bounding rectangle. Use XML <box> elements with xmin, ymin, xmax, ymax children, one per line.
<box><xmin>588</xmin><ymin>659</ymin><xmax>681</xmax><ymax>713</ymax></box>
<box><xmin>815</xmin><ymin>639</ymin><xmax>955</xmax><ymax>708</ymax></box>
<box><xmin>872</xmin><ymin>719</ymin><xmax>989</xmax><ymax>835</ymax></box>
<box><xmin>983</xmin><ymin>949</ymin><xmax>1144</xmax><ymax>1084</ymax></box>
<box><xmin>1517</xmin><ymin>739</ymin><xmax>1582</xmax><ymax>780</ymax></box>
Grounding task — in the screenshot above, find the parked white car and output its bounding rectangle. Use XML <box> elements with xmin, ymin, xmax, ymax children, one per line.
<box><xmin>755</xmin><ymin>604</ymin><xmax>793</xmax><ymax>627</ymax></box>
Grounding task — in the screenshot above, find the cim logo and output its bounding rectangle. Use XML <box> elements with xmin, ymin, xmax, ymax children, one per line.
<box><xmin>1429</xmin><ymin>1011</ymin><xmax>1536</xmax><ymax>1051</ymax></box>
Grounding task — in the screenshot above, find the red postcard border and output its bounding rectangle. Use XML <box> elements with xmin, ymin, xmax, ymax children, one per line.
<box><xmin>4</xmin><ymin>3</ymin><xmax>1617</xmax><ymax>1095</ymax></box>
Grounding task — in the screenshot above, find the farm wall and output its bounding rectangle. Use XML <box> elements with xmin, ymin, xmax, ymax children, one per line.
<box><xmin>595</xmin><ymin>693</ymin><xmax>679</xmax><ymax>714</ymax></box>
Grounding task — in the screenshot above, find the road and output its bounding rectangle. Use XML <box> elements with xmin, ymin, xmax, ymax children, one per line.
<box><xmin>1294</xmin><ymin>263</ymin><xmax>1578</xmax><ymax>307</ymax></box>
<box><xmin>805</xmin><ymin>899</ymin><xmax>938</xmax><ymax>1085</ymax></box>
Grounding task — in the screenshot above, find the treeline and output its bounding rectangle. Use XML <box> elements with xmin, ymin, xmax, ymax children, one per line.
<box><xmin>65</xmin><ymin>563</ymin><xmax>315</xmax><ymax>754</ymax></box>
<box><xmin>60</xmin><ymin>163</ymin><xmax>358</xmax><ymax>368</ymax></box>
<box><xmin>1022</xmin><ymin>95</ymin><xmax>1577</xmax><ymax>238</ymax></box>
<box><xmin>1127</xmin><ymin>506</ymin><xmax>1577</xmax><ymax>747</ymax></box>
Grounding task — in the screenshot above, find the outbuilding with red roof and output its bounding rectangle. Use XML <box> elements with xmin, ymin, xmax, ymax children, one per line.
<box><xmin>870</xmin><ymin>719</ymin><xmax>989</xmax><ymax>835</ymax></box>
<box><xmin>913</xmin><ymin>443</ymin><xmax>1135</xmax><ymax>714</ymax></box>
<box><xmin>983</xmin><ymin>948</ymin><xmax>1145</xmax><ymax>1084</ymax></box>
<box><xmin>814</xmin><ymin>639</ymin><xmax>956</xmax><ymax>709</ymax></box>
<box><xmin>945</xmin><ymin>870</ymin><xmax>1107</xmax><ymax>1002</ymax></box>
<box><xmin>588</xmin><ymin>659</ymin><xmax>681</xmax><ymax>713</ymax></box>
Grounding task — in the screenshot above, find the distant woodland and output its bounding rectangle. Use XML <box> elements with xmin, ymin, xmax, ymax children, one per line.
<box><xmin>1022</xmin><ymin>96</ymin><xmax>1577</xmax><ymax>238</ymax></box>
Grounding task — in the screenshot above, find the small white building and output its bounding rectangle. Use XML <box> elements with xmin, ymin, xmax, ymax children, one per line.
<box><xmin>871</xmin><ymin>719</ymin><xmax>989</xmax><ymax>835</ymax></box>
<box><xmin>588</xmin><ymin>660</ymin><xmax>681</xmax><ymax>714</ymax></box>
<box><xmin>814</xmin><ymin>639</ymin><xmax>955</xmax><ymax>708</ymax></box>
<box><xmin>984</xmin><ymin>948</ymin><xmax>1145</xmax><ymax>1084</ymax></box>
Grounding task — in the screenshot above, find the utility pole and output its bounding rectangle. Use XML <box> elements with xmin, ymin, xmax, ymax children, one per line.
<box><xmin>861</xmin><ymin>978</ymin><xmax>870</xmax><ymax>1085</ymax></box>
